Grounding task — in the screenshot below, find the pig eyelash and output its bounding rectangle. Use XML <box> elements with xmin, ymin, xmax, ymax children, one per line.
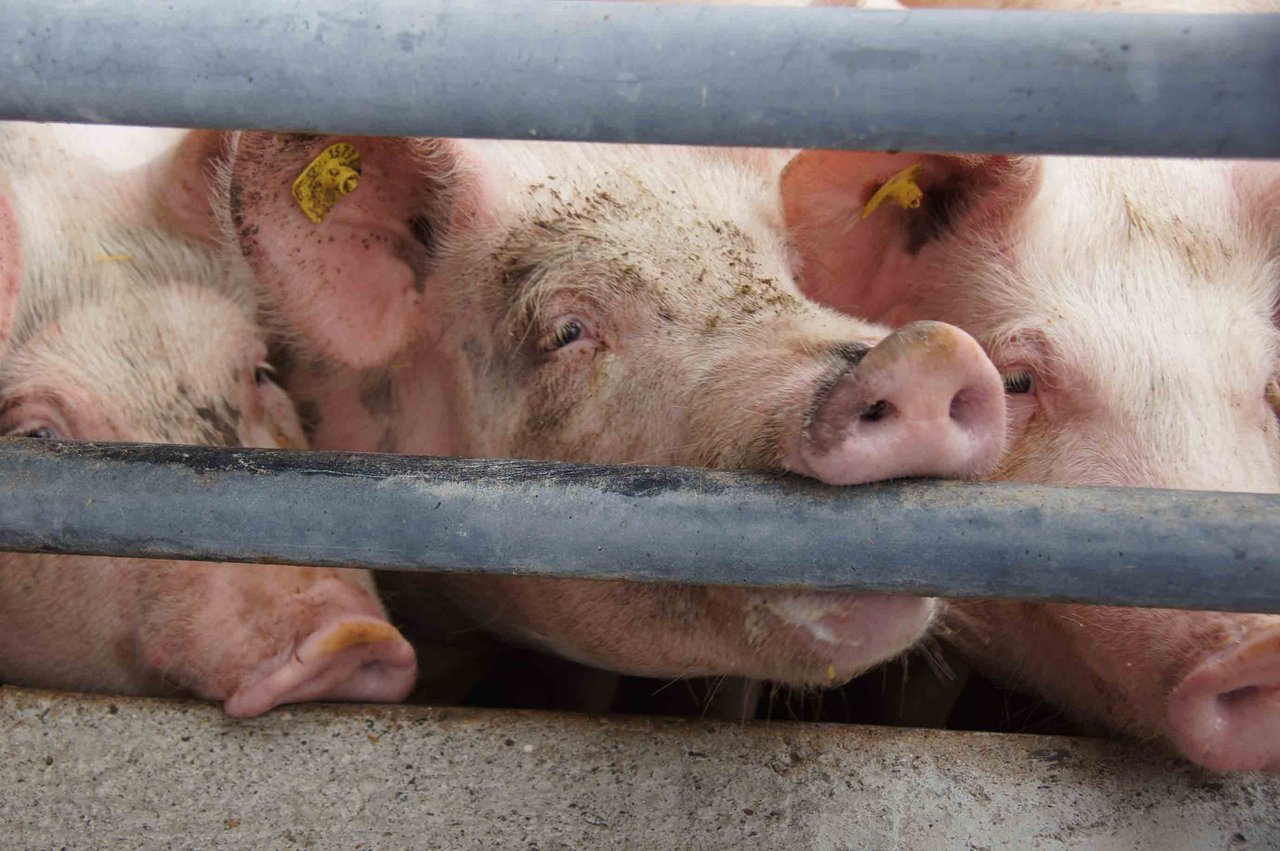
<box><xmin>1267</xmin><ymin>378</ymin><xmax>1280</xmax><ymax>419</ymax></box>
<box><xmin>253</xmin><ymin>362</ymin><xmax>277</xmax><ymax>386</ymax></box>
<box><xmin>5</xmin><ymin>423</ymin><xmax>59</xmax><ymax>440</ymax></box>
<box><xmin>540</xmin><ymin>315</ymin><xmax>599</xmax><ymax>353</ymax></box>
<box><xmin>1002</xmin><ymin>369</ymin><xmax>1035</xmax><ymax>395</ymax></box>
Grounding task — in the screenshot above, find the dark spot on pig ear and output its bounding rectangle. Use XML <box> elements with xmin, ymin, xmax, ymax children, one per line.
<box><xmin>410</xmin><ymin>215</ymin><xmax>436</xmax><ymax>251</ymax></box>
<box><xmin>459</xmin><ymin>335</ymin><xmax>486</xmax><ymax>364</ymax></box>
<box><xmin>392</xmin><ymin>238</ymin><xmax>434</xmax><ymax>295</ymax></box>
<box><xmin>385</xmin><ymin>213</ymin><xmax>443</xmax><ymax>297</ymax></box>
<box><xmin>905</xmin><ymin>179</ymin><xmax>969</xmax><ymax>255</ymax></box>
<box><xmin>359</xmin><ymin>369</ymin><xmax>397</xmax><ymax>417</ymax></box>
<box><xmin>266</xmin><ymin>342</ymin><xmax>294</xmax><ymax>379</ymax></box>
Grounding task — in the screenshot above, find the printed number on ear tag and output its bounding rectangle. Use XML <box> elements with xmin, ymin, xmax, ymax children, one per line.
<box><xmin>292</xmin><ymin>143</ymin><xmax>363</xmax><ymax>224</ymax></box>
<box><xmin>861</xmin><ymin>164</ymin><xmax>925</xmax><ymax>221</ymax></box>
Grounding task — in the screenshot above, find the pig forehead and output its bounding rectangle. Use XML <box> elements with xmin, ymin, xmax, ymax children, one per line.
<box><xmin>993</xmin><ymin>286</ymin><xmax>1277</xmax><ymax>377</ymax></box>
<box><xmin>967</xmin><ymin>159</ymin><xmax>1279</xmax><ymax>338</ymax></box>
<box><xmin>12</xmin><ymin>286</ymin><xmax>259</xmax><ymax>394</ymax></box>
<box><xmin>1025</xmin><ymin>158</ymin><xmax>1269</xmax><ymax>283</ymax></box>
<box><xmin>2</xmin><ymin>292</ymin><xmax>261</xmax><ymax>444</ymax></box>
<box><xmin>480</xmin><ymin>151</ymin><xmax>800</xmax><ymax>303</ymax></box>
<box><xmin>487</xmin><ymin>143</ymin><xmax>785</xmax><ymax>241</ymax></box>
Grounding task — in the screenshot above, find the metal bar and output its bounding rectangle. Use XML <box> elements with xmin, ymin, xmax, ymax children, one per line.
<box><xmin>1</xmin><ymin>439</ymin><xmax>1277</xmax><ymax>613</ymax></box>
<box><xmin>2</xmin><ymin>2</ymin><xmax>1277</xmax><ymax>158</ymax></box>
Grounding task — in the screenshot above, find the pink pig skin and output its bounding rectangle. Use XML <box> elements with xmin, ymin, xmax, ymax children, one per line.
<box><xmin>782</xmin><ymin>137</ymin><xmax>1280</xmax><ymax>769</ymax></box>
<box><xmin>218</xmin><ymin>132</ymin><xmax>1009</xmax><ymax>688</ymax></box>
<box><xmin>0</xmin><ymin>124</ymin><xmax>416</xmax><ymax>715</ymax></box>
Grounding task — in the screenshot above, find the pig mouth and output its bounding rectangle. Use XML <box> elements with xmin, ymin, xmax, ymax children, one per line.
<box><xmin>747</xmin><ymin>590</ymin><xmax>938</xmax><ymax>684</ymax></box>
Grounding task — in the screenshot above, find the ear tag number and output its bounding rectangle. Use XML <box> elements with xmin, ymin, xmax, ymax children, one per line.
<box><xmin>292</xmin><ymin>143</ymin><xmax>363</xmax><ymax>224</ymax></box>
<box><xmin>861</xmin><ymin>164</ymin><xmax>925</xmax><ymax>221</ymax></box>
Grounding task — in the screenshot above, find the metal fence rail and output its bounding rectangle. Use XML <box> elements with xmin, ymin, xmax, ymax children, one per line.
<box><xmin>2</xmin><ymin>439</ymin><xmax>1277</xmax><ymax>613</ymax></box>
<box><xmin>3</xmin><ymin>0</ymin><xmax>1279</xmax><ymax>158</ymax></box>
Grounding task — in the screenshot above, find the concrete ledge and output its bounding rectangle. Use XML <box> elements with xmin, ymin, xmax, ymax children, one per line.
<box><xmin>1</xmin><ymin>687</ymin><xmax>1276</xmax><ymax>849</ymax></box>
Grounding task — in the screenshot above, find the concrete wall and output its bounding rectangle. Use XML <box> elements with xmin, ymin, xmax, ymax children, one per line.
<box><xmin>2</xmin><ymin>687</ymin><xmax>1276</xmax><ymax>849</ymax></box>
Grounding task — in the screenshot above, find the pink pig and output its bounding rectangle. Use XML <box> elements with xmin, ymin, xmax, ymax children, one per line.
<box><xmin>783</xmin><ymin>146</ymin><xmax>1280</xmax><ymax>769</ymax></box>
<box><xmin>213</xmin><ymin>133</ymin><xmax>1007</xmax><ymax>688</ymax></box>
<box><xmin>0</xmin><ymin>125</ymin><xmax>416</xmax><ymax>716</ymax></box>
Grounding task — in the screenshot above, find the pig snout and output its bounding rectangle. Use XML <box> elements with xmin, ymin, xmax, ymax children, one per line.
<box><xmin>162</xmin><ymin>567</ymin><xmax>418</xmax><ymax>719</ymax></box>
<box><xmin>790</xmin><ymin>321</ymin><xmax>1006</xmax><ymax>485</ymax></box>
<box><xmin>1167</xmin><ymin>626</ymin><xmax>1280</xmax><ymax>772</ymax></box>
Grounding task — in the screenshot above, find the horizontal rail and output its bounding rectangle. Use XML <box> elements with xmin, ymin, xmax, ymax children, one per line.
<box><xmin>2</xmin><ymin>2</ymin><xmax>1278</xmax><ymax>158</ymax></box>
<box><xmin>1</xmin><ymin>439</ymin><xmax>1277</xmax><ymax>613</ymax></box>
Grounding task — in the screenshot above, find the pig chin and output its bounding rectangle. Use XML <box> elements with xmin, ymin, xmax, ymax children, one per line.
<box><xmin>445</xmin><ymin>575</ymin><xmax>936</xmax><ymax>684</ymax></box>
<box><xmin>747</xmin><ymin>591</ymin><xmax>939</xmax><ymax>685</ymax></box>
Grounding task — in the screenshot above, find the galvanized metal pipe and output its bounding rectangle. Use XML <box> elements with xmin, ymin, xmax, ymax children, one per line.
<box><xmin>1</xmin><ymin>439</ymin><xmax>1277</xmax><ymax>613</ymax></box>
<box><xmin>2</xmin><ymin>1</ymin><xmax>1278</xmax><ymax>157</ymax></box>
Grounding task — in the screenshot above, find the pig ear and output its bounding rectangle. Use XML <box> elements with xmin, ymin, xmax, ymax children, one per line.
<box><xmin>228</xmin><ymin>133</ymin><xmax>480</xmax><ymax>369</ymax></box>
<box><xmin>0</xmin><ymin>183</ymin><xmax>22</xmax><ymax>355</ymax></box>
<box><xmin>781</xmin><ymin>150</ymin><xmax>1037</xmax><ymax>322</ymax></box>
<box><xmin>148</xmin><ymin>130</ymin><xmax>235</xmax><ymax>245</ymax></box>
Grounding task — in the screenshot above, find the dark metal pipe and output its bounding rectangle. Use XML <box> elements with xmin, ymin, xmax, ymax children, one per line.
<box><xmin>2</xmin><ymin>1</ymin><xmax>1278</xmax><ymax>157</ymax></box>
<box><xmin>1</xmin><ymin>439</ymin><xmax>1277</xmax><ymax>613</ymax></box>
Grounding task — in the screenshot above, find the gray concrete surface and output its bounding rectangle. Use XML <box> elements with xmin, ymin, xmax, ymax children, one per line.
<box><xmin>1</xmin><ymin>686</ymin><xmax>1276</xmax><ymax>850</ymax></box>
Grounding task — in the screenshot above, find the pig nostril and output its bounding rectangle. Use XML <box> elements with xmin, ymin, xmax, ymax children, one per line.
<box><xmin>948</xmin><ymin>387</ymin><xmax>981</xmax><ymax>425</ymax></box>
<box><xmin>861</xmin><ymin>400</ymin><xmax>891</xmax><ymax>422</ymax></box>
<box><xmin>1219</xmin><ymin>684</ymin><xmax>1262</xmax><ymax>706</ymax></box>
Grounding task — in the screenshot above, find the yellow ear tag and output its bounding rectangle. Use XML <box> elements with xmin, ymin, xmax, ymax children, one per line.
<box><xmin>292</xmin><ymin>142</ymin><xmax>363</xmax><ymax>224</ymax></box>
<box><xmin>860</xmin><ymin>164</ymin><xmax>925</xmax><ymax>221</ymax></box>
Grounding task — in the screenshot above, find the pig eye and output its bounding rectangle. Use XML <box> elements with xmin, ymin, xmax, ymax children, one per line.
<box><xmin>1002</xmin><ymin>370</ymin><xmax>1034</xmax><ymax>395</ymax></box>
<box><xmin>1267</xmin><ymin>379</ymin><xmax>1280</xmax><ymax>418</ymax></box>
<box><xmin>541</xmin><ymin>316</ymin><xmax>597</xmax><ymax>353</ymax></box>
<box><xmin>8</xmin><ymin>425</ymin><xmax>57</xmax><ymax>439</ymax></box>
<box><xmin>550</xmin><ymin>320</ymin><xmax>583</xmax><ymax>349</ymax></box>
<box><xmin>253</xmin><ymin>362</ymin><xmax>276</xmax><ymax>387</ymax></box>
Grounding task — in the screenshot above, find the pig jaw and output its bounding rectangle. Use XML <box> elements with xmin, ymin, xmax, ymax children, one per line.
<box><xmin>788</xmin><ymin>321</ymin><xmax>1006</xmax><ymax>485</ymax></box>
<box><xmin>444</xmin><ymin>575</ymin><xmax>936</xmax><ymax>685</ymax></box>
<box><xmin>752</xmin><ymin>591</ymin><xmax>939</xmax><ymax>684</ymax></box>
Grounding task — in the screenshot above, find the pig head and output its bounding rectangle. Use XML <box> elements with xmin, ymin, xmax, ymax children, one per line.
<box><xmin>784</xmin><ymin>145</ymin><xmax>1280</xmax><ymax>769</ymax></box>
<box><xmin>0</xmin><ymin>125</ymin><xmax>415</xmax><ymax>716</ymax></box>
<box><xmin>223</xmin><ymin>133</ymin><xmax>1007</xmax><ymax>687</ymax></box>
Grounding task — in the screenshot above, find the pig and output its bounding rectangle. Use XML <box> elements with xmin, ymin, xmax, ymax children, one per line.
<box><xmin>0</xmin><ymin>124</ymin><xmax>416</xmax><ymax>716</ymax></box>
<box><xmin>780</xmin><ymin>140</ymin><xmax>1280</xmax><ymax>766</ymax></box>
<box><xmin>213</xmin><ymin>132</ymin><xmax>1008</xmax><ymax>689</ymax></box>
